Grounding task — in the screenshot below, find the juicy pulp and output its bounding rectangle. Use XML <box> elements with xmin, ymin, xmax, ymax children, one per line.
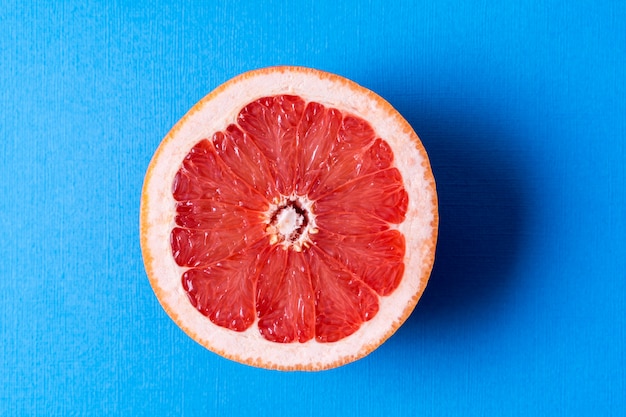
<box><xmin>171</xmin><ymin>95</ymin><xmax>408</xmax><ymax>343</ymax></box>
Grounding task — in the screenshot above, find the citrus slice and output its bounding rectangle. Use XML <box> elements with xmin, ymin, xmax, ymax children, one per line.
<box><xmin>140</xmin><ymin>66</ymin><xmax>438</xmax><ymax>371</ymax></box>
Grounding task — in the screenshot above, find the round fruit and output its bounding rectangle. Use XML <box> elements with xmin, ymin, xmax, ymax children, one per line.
<box><xmin>140</xmin><ymin>66</ymin><xmax>438</xmax><ymax>370</ymax></box>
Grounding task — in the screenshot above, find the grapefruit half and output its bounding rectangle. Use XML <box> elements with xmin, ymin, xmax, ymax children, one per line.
<box><xmin>140</xmin><ymin>66</ymin><xmax>438</xmax><ymax>370</ymax></box>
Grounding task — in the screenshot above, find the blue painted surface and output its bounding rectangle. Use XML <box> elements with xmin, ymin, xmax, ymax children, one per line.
<box><xmin>1</xmin><ymin>1</ymin><xmax>625</xmax><ymax>415</ymax></box>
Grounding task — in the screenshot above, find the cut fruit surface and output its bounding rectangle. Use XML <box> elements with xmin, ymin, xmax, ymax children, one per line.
<box><xmin>140</xmin><ymin>66</ymin><xmax>438</xmax><ymax>370</ymax></box>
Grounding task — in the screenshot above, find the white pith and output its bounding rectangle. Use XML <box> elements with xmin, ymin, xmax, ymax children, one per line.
<box><xmin>141</xmin><ymin>67</ymin><xmax>437</xmax><ymax>370</ymax></box>
<box><xmin>265</xmin><ymin>193</ymin><xmax>317</xmax><ymax>252</ymax></box>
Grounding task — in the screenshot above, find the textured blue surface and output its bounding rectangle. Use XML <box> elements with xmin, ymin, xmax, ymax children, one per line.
<box><xmin>1</xmin><ymin>1</ymin><xmax>625</xmax><ymax>416</ymax></box>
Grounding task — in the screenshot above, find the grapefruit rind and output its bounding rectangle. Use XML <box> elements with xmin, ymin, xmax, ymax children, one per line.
<box><xmin>140</xmin><ymin>66</ymin><xmax>438</xmax><ymax>371</ymax></box>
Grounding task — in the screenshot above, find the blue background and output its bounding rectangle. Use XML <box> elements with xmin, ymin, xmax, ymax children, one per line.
<box><xmin>1</xmin><ymin>1</ymin><xmax>625</xmax><ymax>416</ymax></box>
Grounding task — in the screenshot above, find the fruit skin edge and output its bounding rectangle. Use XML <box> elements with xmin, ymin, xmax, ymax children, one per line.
<box><xmin>139</xmin><ymin>65</ymin><xmax>439</xmax><ymax>371</ymax></box>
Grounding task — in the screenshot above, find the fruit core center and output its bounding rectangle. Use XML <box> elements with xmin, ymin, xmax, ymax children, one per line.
<box><xmin>266</xmin><ymin>195</ymin><xmax>317</xmax><ymax>251</ymax></box>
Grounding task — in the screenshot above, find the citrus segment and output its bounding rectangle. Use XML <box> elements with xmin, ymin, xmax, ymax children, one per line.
<box><xmin>315</xmin><ymin>168</ymin><xmax>408</xmax><ymax>224</ymax></box>
<box><xmin>172</xmin><ymin>140</ymin><xmax>269</xmax><ymax>210</ymax></box>
<box><xmin>212</xmin><ymin>126</ymin><xmax>277</xmax><ymax>200</ymax></box>
<box><xmin>140</xmin><ymin>66</ymin><xmax>438</xmax><ymax>370</ymax></box>
<box><xmin>294</xmin><ymin>102</ymin><xmax>342</xmax><ymax>195</ymax></box>
<box><xmin>237</xmin><ymin>95</ymin><xmax>305</xmax><ymax>196</ymax></box>
<box><xmin>306</xmin><ymin>116</ymin><xmax>378</xmax><ymax>200</ymax></box>
<box><xmin>314</xmin><ymin>229</ymin><xmax>405</xmax><ymax>296</ymax></box>
<box><xmin>316</xmin><ymin>211</ymin><xmax>388</xmax><ymax>236</ymax></box>
<box><xmin>256</xmin><ymin>247</ymin><xmax>315</xmax><ymax>343</ymax></box>
<box><xmin>180</xmin><ymin>240</ymin><xmax>264</xmax><ymax>331</ymax></box>
<box><xmin>306</xmin><ymin>246</ymin><xmax>380</xmax><ymax>343</ymax></box>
